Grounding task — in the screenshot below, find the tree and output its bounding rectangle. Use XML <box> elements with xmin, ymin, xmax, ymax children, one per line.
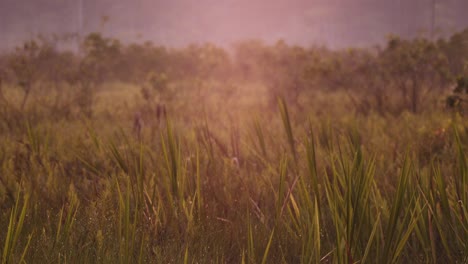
<box><xmin>439</xmin><ymin>29</ymin><xmax>468</xmax><ymax>76</ymax></box>
<box><xmin>7</xmin><ymin>40</ymin><xmax>44</xmax><ymax>110</ymax></box>
<box><xmin>80</xmin><ymin>32</ymin><xmax>121</xmax><ymax>83</ymax></box>
<box><xmin>73</xmin><ymin>33</ymin><xmax>121</xmax><ymax>117</ymax></box>
<box><xmin>380</xmin><ymin>36</ymin><xmax>451</xmax><ymax>113</ymax></box>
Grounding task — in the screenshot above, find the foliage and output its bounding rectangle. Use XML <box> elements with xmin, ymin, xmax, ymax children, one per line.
<box><xmin>379</xmin><ymin>36</ymin><xmax>451</xmax><ymax>113</ymax></box>
<box><xmin>1</xmin><ymin>28</ymin><xmax>468</xmax><ymax>263</ymax></box>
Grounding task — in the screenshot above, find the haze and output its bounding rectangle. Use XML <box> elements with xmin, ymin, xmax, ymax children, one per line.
<box><xmin>1</xmin><ymin>0</ymin><xmax>468</xmax><ymax>50</ymax></box>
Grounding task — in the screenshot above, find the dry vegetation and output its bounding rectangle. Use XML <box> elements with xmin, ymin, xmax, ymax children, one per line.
<box><xmin>0</xmin><ymin>30</ymin><xmax>468</xmax><ymax>263</ymax></box>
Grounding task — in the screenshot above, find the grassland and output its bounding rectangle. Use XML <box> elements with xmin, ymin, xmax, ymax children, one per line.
<box><xmin>0</xmin><ymin>78</ymin><xmax>467</xmax><ymax>263</ymax></box>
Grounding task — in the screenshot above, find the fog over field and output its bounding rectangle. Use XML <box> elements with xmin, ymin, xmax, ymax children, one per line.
<box><xmin>1</xmin><ymin>0</ymin><xmax>468</xmax><ymax>50</ymax></box>
<box><xmin>2</xmin><ymin>0</ymin><xmax>468</xmax><ymax>263</ymax></box>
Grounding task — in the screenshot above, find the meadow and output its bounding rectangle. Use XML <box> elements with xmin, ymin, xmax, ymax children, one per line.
<box><xmin>0</xmin><ymin>31</ymin><xmax>467</xmax><ymax>263</ymax></box>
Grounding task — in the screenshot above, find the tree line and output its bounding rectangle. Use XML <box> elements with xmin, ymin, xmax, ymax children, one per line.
<box><xmin>1</xmin><ymin>29</ymin><xmax>468</xmax><ymax>117</ymax></box>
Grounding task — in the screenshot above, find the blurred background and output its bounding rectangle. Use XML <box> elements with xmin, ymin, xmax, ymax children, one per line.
<box><xmin>1</xmin><ymin>0</ymin><xmax>468</xmax><ymax>51</ymax></box>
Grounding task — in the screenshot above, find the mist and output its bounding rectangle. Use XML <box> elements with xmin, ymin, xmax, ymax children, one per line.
<box><xmin>1</xmin><ymin>0</ymin><xmax>468</xmax><ymax>50</ymax></box>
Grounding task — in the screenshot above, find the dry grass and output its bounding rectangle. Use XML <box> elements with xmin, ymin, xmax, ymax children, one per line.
<box><xmin>0</xmin><ymin>79</ymin><xmax>467</xmax><ymax>263</ymax></box>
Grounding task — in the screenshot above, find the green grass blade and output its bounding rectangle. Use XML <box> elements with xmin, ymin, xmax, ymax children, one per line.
<box><xmin>278</xmin><ymin>96</ymin><xmax>296</xmax><ymax>163</ymax></box>
<box><xmin>261</xmin><ymin>228</ymin><xmax>275</xmax><ymax>264</ymax></box>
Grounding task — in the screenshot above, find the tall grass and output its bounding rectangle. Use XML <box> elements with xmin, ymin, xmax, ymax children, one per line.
<box><xmin>2</xmin><ymin>191</ymin><xmax>32</xmax><ymax>264</ymax></box>
<box><xmin>0</xmin><ymin>92</ymin><xmax>467</xmax><ymax>263</ymax></box>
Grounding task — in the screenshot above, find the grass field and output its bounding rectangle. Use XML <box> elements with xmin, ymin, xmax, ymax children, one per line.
<box><xmin>0</xmin><ymin>78</ymin><xmax>467</xmax><ymax>263</ymax></box>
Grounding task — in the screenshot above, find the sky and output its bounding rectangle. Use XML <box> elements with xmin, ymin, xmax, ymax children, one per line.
<box><xmin>1</xmin><ymin>0</ymin><xmax>468</xmax><ymax>50</ymax></box>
